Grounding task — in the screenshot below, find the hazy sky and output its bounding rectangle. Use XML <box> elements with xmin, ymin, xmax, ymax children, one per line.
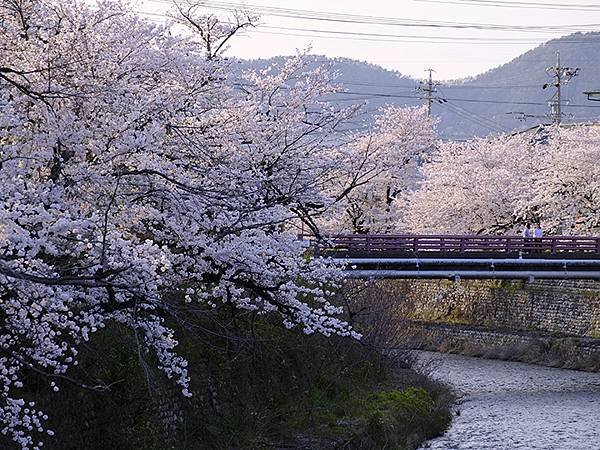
<box><xmin>140</xmin><ymin>0</ymin><xmax>600</xmax><ymax>81</ymax></box>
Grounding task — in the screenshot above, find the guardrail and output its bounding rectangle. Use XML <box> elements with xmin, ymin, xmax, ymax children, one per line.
<box><xmin>305</xmin><ymin>234</ymin><xmax>600</xmax><ymax>255</ymax></box>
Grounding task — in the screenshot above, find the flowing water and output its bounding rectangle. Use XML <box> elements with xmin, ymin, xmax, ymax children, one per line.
<box><xmin>416</xmin><ymin>352</ymin><xmax>600</xmax><ymax>450</ymax></box>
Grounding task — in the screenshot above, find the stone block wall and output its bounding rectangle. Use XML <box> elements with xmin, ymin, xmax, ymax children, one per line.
<box><xmin>401</xmin><ymin>321</ymin><xmax>600</xmax><ymax>371</ymax></box>
<box><xmin>379</xmin><ymin>279</ymin><xmax>600</xmax><ymax>337</ymax></box>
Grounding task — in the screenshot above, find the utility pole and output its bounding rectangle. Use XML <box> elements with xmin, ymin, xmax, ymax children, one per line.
<box><xmin>417</xmin><ymin>69</ymin><xmax>440</xmax><ymax>116</ymax></box>
<box><xmin>508</xmin><ymin>51</ymin><xmax>579</xmax><ymax>125</ymax></box>
<box><xmin>543</xmin><ymin>51</ymin><xmax>579</xmax><ymax>124</ymax></box>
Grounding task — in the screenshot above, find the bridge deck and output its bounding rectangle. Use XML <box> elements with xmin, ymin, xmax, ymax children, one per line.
<box><xmin>311</xmin><ymin>234</ymin><xmax>600</xmax><ymax>256</ymax></box>
<box><xmin>305</xmin><ymin>234</ymin><xmax>600</xmax><ymax>280</ymax></box>
<box><xmin>323</xmin><ymin>251</ymin><xmax>600</xmax><ymax>260</ymax></box>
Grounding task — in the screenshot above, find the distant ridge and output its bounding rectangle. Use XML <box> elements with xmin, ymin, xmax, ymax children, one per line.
<box><xmin>237</xmin><ymin>32</ymin><xmax>600</xmax><ymax>139</ymax></box>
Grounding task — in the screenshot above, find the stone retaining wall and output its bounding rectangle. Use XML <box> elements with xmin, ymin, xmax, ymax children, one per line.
<box><xmin>401</xmin><ymin>321</ymin><xmax>600</xmax><ymax>371</ymax></box>
<box><xmin>383</xmin><ymin>279</ymin><xmax>600</xmax><ymax>337</ymax></box>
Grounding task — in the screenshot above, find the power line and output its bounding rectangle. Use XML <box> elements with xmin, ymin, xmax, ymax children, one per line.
<box><xmin>251</xmin><ymin>29</ymin><xmax>556</xmax><ymax>46</ymax></box>
<box><xmin>142</xmin><ymin>3</ymin><xmax>600</xmax><ymax>47</ymax></box>
<box><xmin>438</xmin><ymin>101</ymin><xmax>508</xmax><ymax>132</ymax></box>
<box><xmin>326</xmin><ymin>90</ymin><xmax>512</xmax><ymax>134</ymax></box>
<box><xmin>435</xmin><ymin>86</ymin><xmax>512</xmax><ymax>131</ymax></box>
<box><xmin>148</xmin><ymin>0</ymin><xmax>600</xmax><ymax>34</ymax></box>
<box><xmin>446</xmin><ymin>83</ymin><xmax>542</xmax><ymax>88</ymax></box>
<box><xmin>259</xmin><ymin>25</ymin><xmax>579</xmax><ymax>43</ymax></box>
<box><xmin>134</xmin><ymin>14</ymin><xmax>597</xmax><ymax>46</ymax></box>
<box><xmin>416</xmin><ymin>0</ymin><xmax>600</xmax><ymax>11</ymax></box>
<box><xmin>336</xmin><ymin>90</ymin><xmax>600</xmax><ymax>108</ymax></box>
<box><xmin>129</xmin><ymin>5</ymin><xmax>600</xmax><ymax>121</ymax></box>
<box><xmin>336</xmin><ymin>80</ymin><xmax>416</xmax><ymax>89</ymax></box>
<box><xmin>449</xmin><ymin>103</ymin><xmax>510</xmax><ymax>132</ymax></box>
<box><xmin>337</xmin><ymin>79</ymin><xmax>543</xmax><ymax>89</ymax></box>
<box><xmin>251</xmin><ymin>27</ymin><xmax>600</xmax><ymax>47</ymax></box>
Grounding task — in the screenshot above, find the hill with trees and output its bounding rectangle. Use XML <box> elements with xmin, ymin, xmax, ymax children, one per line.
<box><xmin>241</xmin><ymin>33</ymin><xmax>600</xmax><ymax>139</ymax></box>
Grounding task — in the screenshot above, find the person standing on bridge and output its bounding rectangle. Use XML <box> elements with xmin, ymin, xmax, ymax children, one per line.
<box><xmin>522</xmin><ymin>224</ymin><xmax>532</xmax><ymax>252</ymax></box>
<box><xmin>533</xmin><ymin>224</ymin><xmax>543</xmax><ymax>251</ymax></box>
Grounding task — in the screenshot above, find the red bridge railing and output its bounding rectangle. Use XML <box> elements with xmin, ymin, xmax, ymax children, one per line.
<box><xmin>306</xmin><ymin>234</ymin><xmax>600</xmax><ymax>255</ymax></box>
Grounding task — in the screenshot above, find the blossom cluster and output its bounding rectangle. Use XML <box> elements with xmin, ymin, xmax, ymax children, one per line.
<box><xmin>406</xmin><ymin>125</ymin><xmax>600</xmax><ymax>235</ymax></box>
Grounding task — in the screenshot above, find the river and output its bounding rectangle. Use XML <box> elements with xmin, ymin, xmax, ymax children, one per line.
<box><xmin>416</xmin><ymin>352</ymin><xmax>600</xmax><ymax>450</ymax></box>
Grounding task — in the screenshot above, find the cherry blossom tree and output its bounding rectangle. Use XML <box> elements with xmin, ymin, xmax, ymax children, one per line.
<box><xmin>406</xmin><ymin>125</ymin><xmax>600</xmax><ymax>235</ymax></box>
<box><xmin>406</xmin><ymin>132</ymin><xmax>541</xmax><ymax>234</ymax></box>
<box><xmin>324</xmin><ymin>105</ymin><xmax>437</xmax><ymax>233</ymax></box>
<box><xmin>528</xmin><ymin>125</ymin><xmax>600</xmax><ymax>234</ymax></box>
<box><xmin>0</xmin><ymin>1</ymin><xmax>377</xmax><ymax>447</ymax></box>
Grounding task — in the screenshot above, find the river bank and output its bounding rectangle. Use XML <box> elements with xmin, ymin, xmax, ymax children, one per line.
<box><xmin>344</xmin><ymin>279</ymin><xmax>600</xmax><ymax>371</ymax></box>
<box><xmin>402</xmin><ymin>320</ymin><xmax>600</xmax><ymax>372</ymax></box>
<box><xmin>5</xmin><ymin>319</ymin><xmax>453</xmax><ymax>450</ymax></box>
<box><xmin>415</xmin><ymin>351</ymin><xmax>600</xmax><ymax>450</ymax></box>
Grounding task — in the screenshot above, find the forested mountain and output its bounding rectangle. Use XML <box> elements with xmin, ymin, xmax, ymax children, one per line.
<box><xmin>239</xmin><ymin>32</ymin><xmax>600</xmax><ymax>139</ymax></box>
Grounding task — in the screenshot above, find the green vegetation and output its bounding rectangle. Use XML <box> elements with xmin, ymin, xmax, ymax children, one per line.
<box><xmin>590</xmin><ymin>329</ymin><xmax>600</xmax><ymax>339</ymax></box>
<box><xmin>580</xmin><ymin>290</ymin><xmax>600</xmax><ymax>299</ymax></box>
<box><xmin>268</xmin><ymin>372</ymin><xmax>452</xmax><ymax>449</ymax></box>
<box><xmin>359</xmin><ymin>388</ymin><xmax>451</xmax><ymax>449</ymax></box>
<box><xmin>6</xmin><ymin>312</ymin><xmax>452</xmax><ymax>450</ymax></box>
<box><xmin>493</xmin><ymin>280</ymin><xmax>525</xmax><ymax>295</ymax></box>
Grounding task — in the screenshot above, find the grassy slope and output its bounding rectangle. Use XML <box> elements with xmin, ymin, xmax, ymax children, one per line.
<box><xmin>4</xmin><ymin>312</ymin><xmax>452</xmax><ymax>450</ymax></box>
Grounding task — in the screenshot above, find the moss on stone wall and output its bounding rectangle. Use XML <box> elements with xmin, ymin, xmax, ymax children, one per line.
<box><xmin>371</xmin><ymin>279</ymin><xmax>600</xmax><ymax>338</ymax></box>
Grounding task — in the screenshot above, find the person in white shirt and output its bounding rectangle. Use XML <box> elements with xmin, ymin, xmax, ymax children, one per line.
<box><xmin>521</xmin><ymin>223</ymin><xmax>532</xmax><ymax>252</ymax></box>
<box><xmin>533</xmin><ymin>224</ymin><xmax>543</xmax><ymax>251</ymax></box>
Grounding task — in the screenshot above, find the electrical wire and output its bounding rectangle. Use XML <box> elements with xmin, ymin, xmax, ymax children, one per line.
<box><xmin>259</xmin><ymin>25</ymin><xmax>590</xmax><ymax>43</ymax></box>
<box><xmin>147</xmin><ymin>0</ymin><xmax>600</xmax><ymax>34</ymax></box>
<box><xmin>140</xmin><ymin>2</ymin><xmax>600</xmax><ymax>48</ymax></box>
<box><xmin>251</xmin><ymin>28</ymin><xmax>600</xmax><ymax>46</ymax></box>
<box><xmin>440</xmin><ymin>99</ymin><xmax>511</xmax><ymax>131</ymax></box>
<box><xmin>439</xmin><ymin>105</ymin><xmax>505</xmax><ymax>133</ymax></box>
<box><xmin>337</xmin><ymin>80</ymin><xmax>543</xmax><ymax>89</ymax></box>
<box><xmin>130</xmin><ymin>5</ymin><xmax>600</xmax><ymax>116</ymax></box>
<box><xmin>415</xmin><ymin>0</ymin><xmax>600</xmax><ymax>12</ymax></box>
<box><xmin>335</xmin><ymin>90</ymin><xmax>600</xmax><ymax>108</ymax></box>
<box><xmin>437</xmin><ymin>101</ymin><xmax>509</xmax><ymax>132</ymax></box>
